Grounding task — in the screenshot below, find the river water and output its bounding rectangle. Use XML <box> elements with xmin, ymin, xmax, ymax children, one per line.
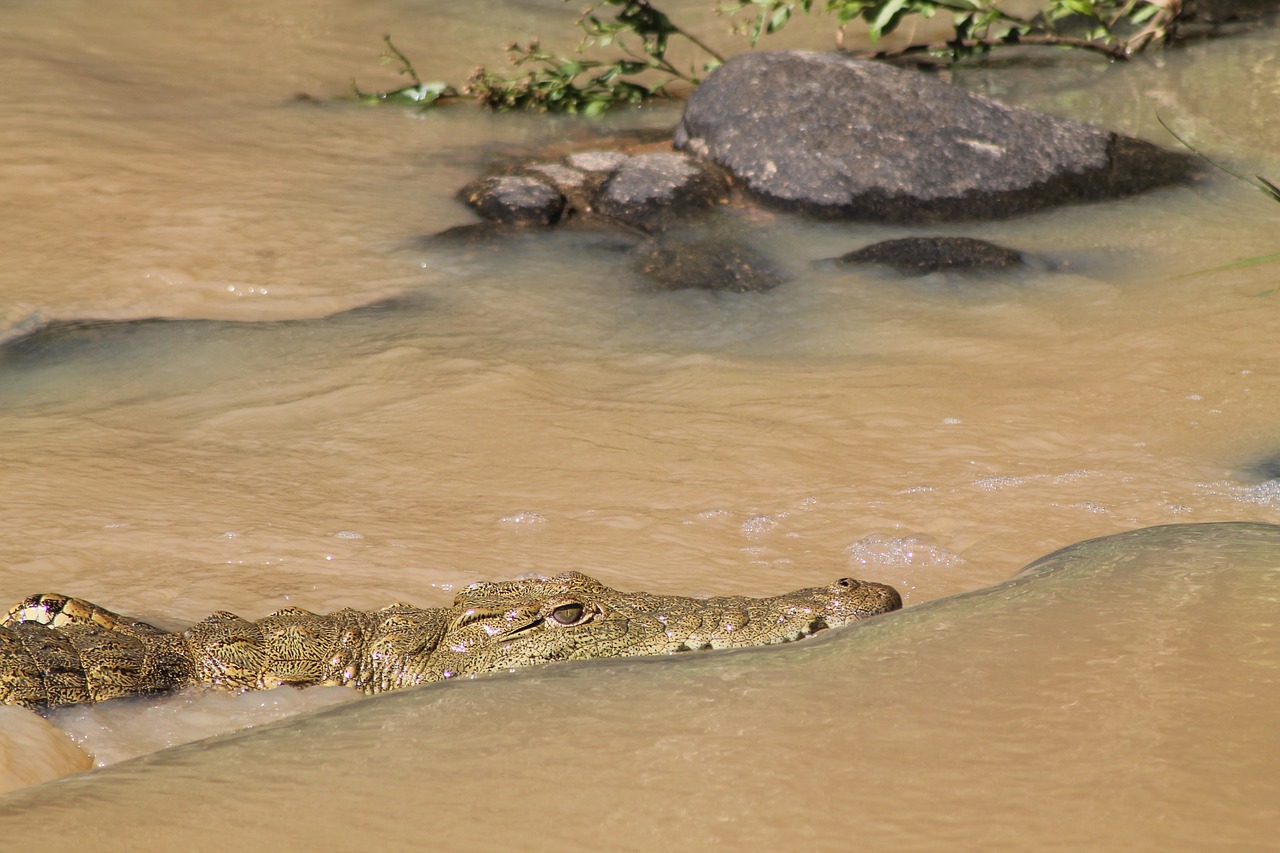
<box><xmin>0</xmin><ymin>0</ymin><xmax>1278</xmax><ymax>846</ymax></box>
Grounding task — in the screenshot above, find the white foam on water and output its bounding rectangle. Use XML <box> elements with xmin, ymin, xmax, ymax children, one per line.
<box><xmin>845</xmin><ymin>533</ymin><xmax>964</xmax><ymax>569</ymax></box>
<box><xmin>46</xmin><ymin>685</ymin><xmax>358</xmax><ymax>769</ymax></box>
<box><xmin>1201</xmin><ymin>479</ymin><xmax>1280</xmax><ymax>507</ymax></box>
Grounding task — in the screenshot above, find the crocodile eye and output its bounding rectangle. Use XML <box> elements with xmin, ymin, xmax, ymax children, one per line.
<box><xmin>549</xmin><ymin>602</ymin><xmax>588</xmax><ymax>626</ymax></box>
<box><xmin>837</xmin><ymin>578</ymin><xmax>858</xmax><ymax>589</ymax></box>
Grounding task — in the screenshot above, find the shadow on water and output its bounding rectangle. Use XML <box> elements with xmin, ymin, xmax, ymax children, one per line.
<box><xmin>0</xmin><ymin>295</ymin><xmax>432</xmax><ymax>409</ymax></box>
<box><xmin>0</xmin><ymin>294</ymin><xmax>428</xmax><ymax>363</ymax></box>
<box><xmin>1</xmin><ymin>522</ymin><xmax>1275</xmax><ymax>849</ymax></box>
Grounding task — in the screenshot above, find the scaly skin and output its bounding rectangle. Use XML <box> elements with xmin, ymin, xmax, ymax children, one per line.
<box><xmin>0</xmin><ymin>571</ymin><xmax>901</xmax><ymax>709</ymax></box>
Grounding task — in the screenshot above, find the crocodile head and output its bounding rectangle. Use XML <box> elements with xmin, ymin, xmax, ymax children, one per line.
<box><xmin>427</xmin><ymin>571</ymin><xmax>901</xmax><ymax>679</ymax></box>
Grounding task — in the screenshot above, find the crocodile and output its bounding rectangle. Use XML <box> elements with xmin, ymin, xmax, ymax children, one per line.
<box><xmin>0</xmin><ymin>571</ymin><xmax>901</xmax><ymax>710</ymax></box>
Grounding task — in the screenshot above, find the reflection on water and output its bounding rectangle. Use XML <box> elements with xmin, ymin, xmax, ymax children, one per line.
<box><xmin>1</xmin><ymin>0</ymin><xmax>1279</xmax><ymax>841</ymax></box>
<box><xmin>2</xmin><ymin>523</ymin><xmax>1276</xmax><ymax>849</ymax></box>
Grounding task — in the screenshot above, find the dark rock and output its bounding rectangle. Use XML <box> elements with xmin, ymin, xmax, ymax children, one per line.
<box><xmin>458</xmin><ymin>175</ymin><xmax>565</xmax><ymax>227</ymax></box>
<box><xmin>631</xmin><ymin>235</ymin><xmax>785</xmax><ymax>293</ymax></box>
<box><xmin>1242</xmin><ymin>452</ymin><xmax>1280</xmax><ymax>482</ymax></box>
<box><xmin>674</xmin><ymin>51</ymin><xmax>1198</xmax><ymax>223</ymax></box>
<box><xmin>427</xmin><ymin>221</ymin><xmax>531</xmax><ymax>243</ymax></box>
<box><xmin>837</xmin><ymin>237</ymin><xmax>1026</xmax><ymax>275</ymax></box>
<box><xmin>424</xmin><ymin>219</ymin><xmax>555</xmax><ymax>242</ymax></box>
<box><xmin>595</xmin><ymin>152</ymin><xmax>729</xmax><ymax>231</ymax></box>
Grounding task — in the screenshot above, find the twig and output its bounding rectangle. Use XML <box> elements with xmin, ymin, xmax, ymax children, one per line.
<box><xmin>381</xmin><ymin>34</ymin><xmax>422</xmax><ymax>86</ymax></box>
<box><xmin>872</xmin><ymin>32</ymin><xmax>1132</xmax><ymax>61</ymax></box>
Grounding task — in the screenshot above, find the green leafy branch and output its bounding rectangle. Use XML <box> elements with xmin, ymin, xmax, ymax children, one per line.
<box><xmin>355</xmin><ymin>2</ymin><xmax>724</xmax><ymax>116</ymax></box>
<box><xmin>727</xmin><ymin>0</ymin><xmax>1187</xmax><ymax>62</ymax></box>
<box><xmin>353</xmin><ymin>1</ymin><xmax>1234</xmax><ymax>115</ymax></box>
<box><xmin>465</xmin><ymin>41</ymin><xmax>660</xmax><ymax>115</ymax></box>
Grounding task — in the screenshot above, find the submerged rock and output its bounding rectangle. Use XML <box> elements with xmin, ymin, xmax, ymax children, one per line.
<box><xmin>1241</xmin><ymin>452</ymin><xmax>1280</xmax><ymax>482</ymax></box>
<box><xmin>674</xmin><ymin>50</ymin><xmax>1197</xmax><ymax>222</ymax></box>
<box><xmin>0</xmin><ymin>296</ymin><xmax>426</xmax><ymax>364</ymax></box>
<box><xmin>836</xmin><ymin>236</ymin><xmax>1027</xmax><ymax>275</ymax></box>
<box><xmin>631</xmin><ymin>234</ymin><xmax>785</xmax><ymax>293</ymax></box>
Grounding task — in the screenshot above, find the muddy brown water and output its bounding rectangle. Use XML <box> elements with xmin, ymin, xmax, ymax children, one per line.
<box><xmin>1</xmin><ymin>0</ymin><xmax>1279</xmax><ymax>847</ymax></box>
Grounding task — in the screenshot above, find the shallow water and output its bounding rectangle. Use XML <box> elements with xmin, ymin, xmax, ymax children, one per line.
<box><xmin>0</xmin><ymin>0</ymin><xmax>1279</xmax><ymax>843</ymax></box>
<box><xmin>3</xmin><ymin>522</ymin><xmax>1278</xmax><ymax>849</ymax></box>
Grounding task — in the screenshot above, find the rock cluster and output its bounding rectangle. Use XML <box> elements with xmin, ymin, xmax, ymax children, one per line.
<box><xmin>447</xmin><ymin>50</ymin><xmax>1199</xmax><ymax>288</ymax></box>
<box><xmin>457</xmin><ymin>150</ymin><xmax>729</xmax><ymax>233</ymax></box>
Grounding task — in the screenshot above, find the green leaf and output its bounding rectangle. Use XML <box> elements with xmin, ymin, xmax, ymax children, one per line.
<box><xmin>1129</xmin><ymin>3</ymin><xmax>1161</xmax><ymax>24</ymax></box>
<box><xmin>869</xmin><ymin>0</ymin><xmax>909</xmax><ymax>39</ymax></box>
<box><xmin>1061</xmin><ymin>0</ymin><xmax>1099</xmax><ymax>19</ymax></box>
<box><xmin>1255</xmin><ymin>175</ymin><xmax>1280</xmax><ymax>203</ymax></box>
<box><xmin>1178</xmin><ymin>251</ymin><xmax>1280</xmax><ymax>280</ymax></box>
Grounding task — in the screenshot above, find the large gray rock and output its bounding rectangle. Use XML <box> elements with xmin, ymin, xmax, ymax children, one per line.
<box><xmin>674</xmin><ymin>51</ymin><xmax>1196</xmax><ymax>222</ymax></box>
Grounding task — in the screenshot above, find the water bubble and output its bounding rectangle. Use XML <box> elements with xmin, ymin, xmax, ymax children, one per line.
<box><xmin>845</xmin><ymin>534</ymin><xmax>962</xmax><ymax>568</ymax></box>
<box><xmin>500</xmin><ymin>511</ymin><xmax>546</xmax><ymax>526</ymax></box>
<box><xmin>1200</xmin><ymin>480</ymin><xmax>1280</xmax><ymax>507</ymax></box>
<box><xmin>741</xmin><ymin>515</ymin><xmax>779</xmax><ymax>536</ymax></box>
<box><xmin>974</xmin><ymin>475</ymin><xmax>1025</xmax><ymax>490</ymax></box>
